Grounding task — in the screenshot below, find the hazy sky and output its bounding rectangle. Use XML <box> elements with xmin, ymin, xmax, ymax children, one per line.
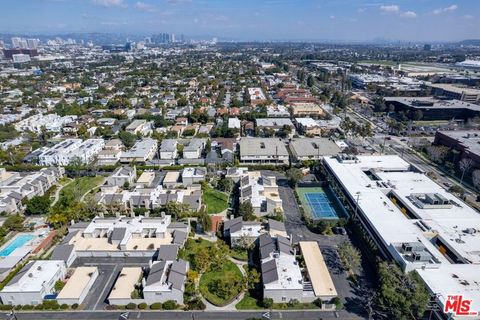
<box><xmin>0</xmin><ymin>0</ymin><xmax>479</xmax><ymax>41</ymax></box>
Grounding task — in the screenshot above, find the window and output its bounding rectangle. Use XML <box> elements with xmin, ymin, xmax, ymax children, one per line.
<box><xmin>282</xmin><ymin>297</ymin><xmax>286</xmax><ymax>301</ymax></box>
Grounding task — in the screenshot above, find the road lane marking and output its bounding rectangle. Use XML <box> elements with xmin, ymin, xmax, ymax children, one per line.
<box><xmin>94</xmin><ymin>264</ymin><xmax>118</xmax><ymax>310</ymax></box>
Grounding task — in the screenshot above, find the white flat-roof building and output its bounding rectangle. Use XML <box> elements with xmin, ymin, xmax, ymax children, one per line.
<box><xmin>57</xmin><ymin>267</ymin><xmax>99</xmax><ymax>306</ymax></box>
<box><xmin>239</xmin><ymin>171</ymin><xmax>283</xmax><ymax>216</ymax></box>
<box><xmin>126</xmin><ymin>119</ymin><xmax>153</xmax><ymax>136</ymax></box>
<box><xmin>181</xmin><ymin>167</ymin><xmax>206</xmax><ymax>186</ymax></box>
<box><xmin>159</xmin><ymin>139</ymin><xmax>178</xmax><ymax>160</ymax></box>
<box><xmin>183</xmin><ymin>139</ymin><xmax>206</xmax><ymax>159</ymax></box>
<box><xmin>120</xmin><ymin>138</ymin><xmax>158</xmax><ymax>163</ymax></box>
<box><xmin>323</xmin><ymin>154</ymin><xmax>480</xmax><ymax>315</ymax></box>
<box><xmin>14</xmin><ymin>113</ymin><xmax>77</xmax><ymax>133</ymax></box>
<box><xmin>0</xmin><ymin>260</ymin><xmax>66</xmax><ymax>305</ymax></box>
<box><xmin>289</xmin><ymin>138</ymin><xmax>341</xmax><ymax>162</ymax></box>
<box><xmin>239</xmin><ymin>138</ymin><xmax>289</xmax><ymax>165</ymax></box>
<box><xmin>228</xmin><ymin>117</ymin><xmax>241</xmax><ymax>129</ymax></box>
<box><xmin>38</xmin><ymin>138</ymin><xmax>105</xmax><ymax>166</ymax></box>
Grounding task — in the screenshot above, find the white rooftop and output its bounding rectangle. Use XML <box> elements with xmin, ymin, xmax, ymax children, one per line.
<box><xmin>2</xmin><ymin>260</ymin><xmax>65</xmax><ymax>293</ymax></box>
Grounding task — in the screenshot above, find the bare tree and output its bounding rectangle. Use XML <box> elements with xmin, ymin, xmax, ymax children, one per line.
<box><xmin>459</xmin><ymin>158</ymin><xmax>474</xmax><ymax>184</ymax></box>
<box><xmin>472</xmin><ymin>169</ymin><xmax>480</xmax><ymax>190</ymax></box>
<box><xmin>426</xmin><ymin>145</ymin><xmax>449</xmax><ymax>163</ymax></box>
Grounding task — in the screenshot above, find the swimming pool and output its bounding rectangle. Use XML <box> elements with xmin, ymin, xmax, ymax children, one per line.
<box><xmin>0</xmin><ymin>234</ymin><xmax>35</xmax><ymax>257</ymax></box>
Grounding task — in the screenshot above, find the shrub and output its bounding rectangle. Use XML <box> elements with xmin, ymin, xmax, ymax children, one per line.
<box><xmin>126</xmin><ymin>303</ymin><xmax>137</xmax><ymax>310</ymax></box>
<box><xmin>162</xmin><ymin>300</ymin><xmax>177</xmax><ymax>310</ymax></box>
<box><xmin>331</xmin><ymin>297</ymin><xmax>343</xmax><ymax>310</ymax></box>
<box><xmin>262</xmin><ymin>298</ymin><xmax>273</xmax><ymax>308</ymax></box>
<box><xmin>138</xmin><ymin>303</ymin><xmax>147</xmax><ymax>310</ymax></box>
<box><xmin>150</xmin><ymin>302</ymin><xmax>162</xmax><ymax>310</ymax></box>
<box><xmin>0</xmin><ymin>305</ymin><xmax>12</xmax><ymax>311</ymax></box>
<box><xmin>22</xmin><ymin>305</ymin><xmax>34</xmax><ymax>310</ymax></box>
<box><xmin>34</xmin><ymin>304</ymin><xmax>44</xmax><ymax>310</ymax></box>
<box><xmin>313</xmin><ymin>298</ymin><xmax>322</xmax><ymax>308</ymax></box>
<box><xmin>186</xmin><ymin>298</ymin><xmax>206</xmax><ymax>310</ymax></box>
<box><xmin>71</xmin><ymin>303</ymin><xmax>79</xmax><ymax>310</ymax></box>
<box><xmin>60</xmin><ymin>304</ymin><xmax>69</xmax><ymax>310</ymax></box>
<box><xmin>287</xmin><ymin>299</ymin><xmax>299</xmax><ymax>308</ymax></box>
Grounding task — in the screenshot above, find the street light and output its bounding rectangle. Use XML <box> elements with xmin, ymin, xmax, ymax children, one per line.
<box><xmin>353</xmin><ymin>191</ymin><xmax>361</xmax><ymax>219</ymax></box>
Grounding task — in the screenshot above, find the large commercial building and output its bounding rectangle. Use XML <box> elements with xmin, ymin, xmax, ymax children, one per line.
<box><xmin>429</xmin><ymin>83</ymin><xmax>480</xmax><ymax>104</ymax></box>
<box><xmin>384</xmin><ymin>97</ymin><xmax>480</xmax><ymax>121</ymax></box>
<box><xmin>434</xmin><ymin>130</ymin><xmax>480</xmax><ymax>170</ymax></box>
<box><xmin>323</xmin><ymin>155</ymin><xmax>480</xmax><ymax>316</ymax></box>
<box><xmin>239</xmin><ymin>138</ymin><xmax>289</xmax><ymax>165</ymax></box>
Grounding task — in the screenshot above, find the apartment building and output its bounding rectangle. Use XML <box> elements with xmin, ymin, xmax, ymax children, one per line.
<box><xmin>239</xmin><ymin>138</ymin><xmax>289</xmax><ymax>165</ymax></box>
<box><xmin>38</xmin><ymin>138</ymin><xmax>105</xmax><ymax>166</ymax></box>
<box><xmin>120</xmin><ymin>138</ymin><xmax>158</xmax><ymax>163</ymax></box>
<box><xmin>239</xmin><ymin>171</ymin><xmax>283</xmax><ymax>216</ymax></box>
<box><xmin>0</xmin><ymin>260</ymin><xmax>66</xmax><ymax>305</ymax></box>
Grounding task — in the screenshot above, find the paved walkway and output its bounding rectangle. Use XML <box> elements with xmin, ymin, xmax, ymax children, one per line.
<box><xmin>50</xmin><ymin>179</ymin><xmax>73</xmax><ymax>207</ymax></box>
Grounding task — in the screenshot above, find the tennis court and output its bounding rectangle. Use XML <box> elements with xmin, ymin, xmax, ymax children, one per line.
<box><xmin>297</xmin><ymin>186</ymin><xmax>340</xmax><ymax>220</ymax></box>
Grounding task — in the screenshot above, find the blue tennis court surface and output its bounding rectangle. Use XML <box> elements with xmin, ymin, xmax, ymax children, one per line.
<box><xmin>304</xmin><ymin>192</ymin><xmax>338</xmax><ymax>219</ymax></box>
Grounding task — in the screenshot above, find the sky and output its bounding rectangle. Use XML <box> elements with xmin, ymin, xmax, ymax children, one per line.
<box><xmin>0</xmin><ymin>0</ymin><xmax>479</xmax><ymax>42</ymax></box>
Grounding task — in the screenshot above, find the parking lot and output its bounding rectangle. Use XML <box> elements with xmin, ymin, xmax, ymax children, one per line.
<box><xmin>263</xmin><ymin>170</ymin><xmax>375</xmax><ymax>318</ymax></box>
<box><xmin>72</xmin><ymin>257</ymin><xmax>151</xmax><ymax>310</ymax></box>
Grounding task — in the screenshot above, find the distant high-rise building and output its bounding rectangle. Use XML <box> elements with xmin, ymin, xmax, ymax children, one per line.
<box><xmin>11</xmin><ymin>37</ymin><xmax>28</xmax><ymax>49</ymax></box>
<box><xmin>151</xmin><ymin>33</ymin><xmax>174</xmax><ymax>44</ymax></box>
<box><xmin>27</xmin><ymin>38</ymin><xmax>39</xmax><ymax>49</ymax></box>
<box><xmin>423</xmin><ymin>44</ymin><xmax>432</xmax><ymax>51</ymax></box>
<box><xmin>171</xmin><ymin>33</ymin><xmax>176</xmax><ymax>43</ymax></box>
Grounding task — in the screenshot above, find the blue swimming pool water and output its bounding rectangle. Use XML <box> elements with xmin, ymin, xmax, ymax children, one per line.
<box><xmin>0</xmin><ymin>234</ymin><xmax>35</xmax><ymax>257</ymax></box>
<box><xmin>304</xmin><ymin>192</ymin><xmax>339</xmax><ymax>219</ymax></box>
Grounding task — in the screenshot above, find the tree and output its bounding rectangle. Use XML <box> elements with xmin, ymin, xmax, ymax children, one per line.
<box><xmin>164</xmin><ymin>201</ymin><xmax>190</xmax><ymax>219</ymax></box>
<box><xmin>239</xmin><ymin>202</ymin><xmax>255</xmax><ymax>221</ymax></box>
<box><xmin>459</xmin><ymin>158</ymin><xmax>474</xmax><ymax>184</ymax></box>
<box><xmin>472</xmin><ymin>169</ymin><xmax>480</xmax><ymax>190</ymax></box>
<box><xmin>286</xmin><ymin>168</ymin><xmax>303</xmax><ymax>186</ymax></box>
<box><xmin>217</xmin><ymin>177</ymin><xmax>234</xmax><ymax>193</ymax></box>
<box><xmin>337</xmin><ymin>242</ymin><xmax>361</xmax><ymax>275</ymax></box>
<box><xmin>262</xmin><ymin>298</ymin><xmax>273</xmax><ymax>308</ymax></box>
<box><xmin>246</xmin><ymin>268</ymin><xmax>260</xmax><ymax>290</ymax></box>
<box><xmin>118</xmin><ymin>131</ymin><xmax>137</xmax><ymax>148</ymax></box>
<box><xmin>377</xmin><ymin>262</ymin><xmax>429</xmax><ymax>320</ymax></box>
<box><xmin>426</xmin><ymin>145</ymin><xmax>449</xmax><ymax>163</ymax></box>
<box><xmin>193</xmin><ymin>247</ymin><xmax>211</xmax><ymax>273</ymax></box>
<box><xmin>3</xmin><ymin>214</ymin><xmax>24</xmax><ymax>231</ymax></box>
<box><xmin>24</xmin><ymin>195</ymin><xmax>51</xmax><ymax>215</ymax></box>
<box><xmin>307</xmin><ymin>75</ymin><xmax>315</xmax><ymax>87</ymax></box>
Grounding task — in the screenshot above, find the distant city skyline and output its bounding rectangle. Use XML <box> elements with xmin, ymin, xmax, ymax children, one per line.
<box><xmin>0</xmin><ymin>0</ymin><xmax>479</xmax><ymax>42</ymax></box>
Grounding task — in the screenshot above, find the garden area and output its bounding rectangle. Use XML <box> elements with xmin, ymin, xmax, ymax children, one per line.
<box><xmin>179</xmin><ymin>238</ymin><xmax>247</xmax><ymax>307</ymax></box>
<box><xmin>202</xmin><ymin>186</ymin><xmax>229</xmax><ymax>214</ymax></box>
<box><xmin>199</xmin><ymin>260</ymin><xmax>244</xmax><ymax>306</ymax></box>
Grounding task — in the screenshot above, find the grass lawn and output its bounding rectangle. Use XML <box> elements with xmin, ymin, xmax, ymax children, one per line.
<box><xmin>231</xmin><ymin>248</ymin><xmax>248</xmax><ymax>261</ymax></box>
<box><xmin>60</xmin><ymin>176</ymin><xmax>104</xmax><ymax>202</ymax></box>
<box><xmin>236</xmin><ymin>292</ymin><xmax>263</xmax><ymax>310</ymax></box>
<box><xmin>236</xmin><ymin>291</ymin><xmax>321</xmax><ymax>310</ymax></box>
<box><xmin>202</xmin><ymin>187</ymin><xmax>229</xmax><ymax>214</ymax></box>
<box><xmin>199</xmin><ymin>260</ymin><xmax>243</xmax><ymax>306</ymax></box>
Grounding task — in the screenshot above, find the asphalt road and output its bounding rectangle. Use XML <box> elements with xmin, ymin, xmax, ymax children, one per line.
<box><xmin>1</xmin><ymin>310</ymin><xmax>360</xmax><ymax>320</ymax></box>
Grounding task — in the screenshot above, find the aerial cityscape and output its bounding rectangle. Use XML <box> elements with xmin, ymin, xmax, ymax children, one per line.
<box><xmin>0</xmin><ymin>1</ymin><xmax>479</xmax><ymax>320</ymax></box>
